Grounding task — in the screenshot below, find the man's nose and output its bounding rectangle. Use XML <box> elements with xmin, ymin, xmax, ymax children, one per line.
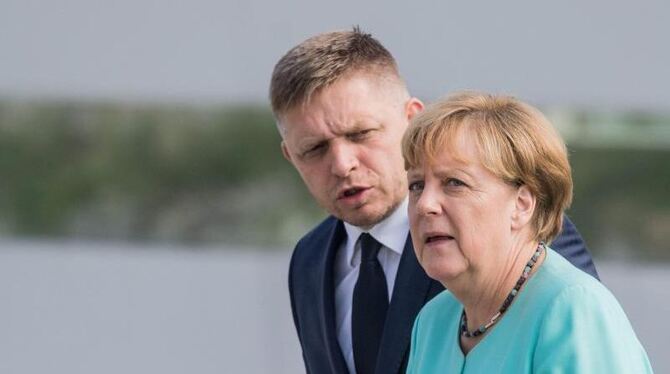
<box><xmin>329</xmin><ymin>142</ymin><xmax>359</xmax><ymax>177</ymax></box>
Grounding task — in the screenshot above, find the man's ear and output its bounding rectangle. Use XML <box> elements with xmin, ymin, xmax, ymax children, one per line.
<box><xmin>281</xmin><ymin>141</ymin><xmax>293</xmax><ymax>164</ymax></box>
<box><xmin>406</xmin><ymin>97</ymin><xmax>424</xmax><ymax>121</ymax></box>
<box><xmin>512</xmin><ymin>185</ymin><xmax>536</xmax><ymax>231</ymax></box>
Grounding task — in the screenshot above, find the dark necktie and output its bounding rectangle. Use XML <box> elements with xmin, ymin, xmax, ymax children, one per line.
<box><xmin>352</xmin><ymin>233</ymin><xmax>389</xmax><ymax>374</ymax></box>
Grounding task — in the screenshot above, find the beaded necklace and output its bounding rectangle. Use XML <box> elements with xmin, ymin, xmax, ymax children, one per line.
<box><xmin>460</xmin><ymin>242</ymin><xmax>545</xmax><ymax>338</ymax></box>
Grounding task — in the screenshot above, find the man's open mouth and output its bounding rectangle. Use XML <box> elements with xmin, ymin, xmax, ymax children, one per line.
<box><xmin>339</xmin><ymin>187</ymin><xmax>367</xmax><ymax>199</ymax></box>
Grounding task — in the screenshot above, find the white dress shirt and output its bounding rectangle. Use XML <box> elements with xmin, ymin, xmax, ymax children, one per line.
<box><xmin>334</xmin><ymin>198</ymin><xmax>409</xmax><ymax>374</ymax></box>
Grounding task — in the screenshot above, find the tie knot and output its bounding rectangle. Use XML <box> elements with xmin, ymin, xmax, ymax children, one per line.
<box><xmin>359</xmin><ymin>233</ymin><xmax>382</xmax><ymax>262</ymax></box>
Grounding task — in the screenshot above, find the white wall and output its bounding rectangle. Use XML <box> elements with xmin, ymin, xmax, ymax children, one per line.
<box><xmin>0</xmin><ymin>240</ymin><xmax>666</xmax><ymax>373</ymax></box>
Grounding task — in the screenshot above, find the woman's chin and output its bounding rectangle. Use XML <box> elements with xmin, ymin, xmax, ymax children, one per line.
<box><xmin>423</xmin><ymin>261</ymin><xmax>468</xmax><ymax>285</ymax></box>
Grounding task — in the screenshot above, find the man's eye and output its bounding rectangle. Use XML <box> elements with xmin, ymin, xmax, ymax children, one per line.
<box><xmin>408</xmin><ymin>181</ymin><xmax>424</xmax><ymax>192</ymax></box>
<box><xmin>349</xmin><ymin>129</ymin><xmax>373</xmax><ymax>141</ymax></box>
<box><xmin>302</xmin><ymin>143</ymin><xmax>325</xmax><ymax>157</ymax></box>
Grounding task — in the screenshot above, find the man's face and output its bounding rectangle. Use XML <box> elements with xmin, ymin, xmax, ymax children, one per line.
<box><xmin>279</xmin><ymin>74</ymin><xmax>423</xmax><ymax>228</ymax></box>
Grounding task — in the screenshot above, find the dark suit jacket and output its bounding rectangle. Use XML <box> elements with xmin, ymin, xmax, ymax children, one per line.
<box><xmin>288</xmin><ymin>215</ymin><xmax>598</xmax><ymax>374</ymax></box>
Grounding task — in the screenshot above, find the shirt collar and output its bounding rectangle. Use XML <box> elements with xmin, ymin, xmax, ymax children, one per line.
<box><xmin>342</xmin><ymin>197</ymin><xmax>409</xmax><ymax>267</ymax></box>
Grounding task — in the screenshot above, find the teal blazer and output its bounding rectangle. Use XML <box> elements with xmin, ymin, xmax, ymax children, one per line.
<box><xmin>407</xmin><ymin>248</ymin><xmax>652</xmax><ymax>373</ymax></box>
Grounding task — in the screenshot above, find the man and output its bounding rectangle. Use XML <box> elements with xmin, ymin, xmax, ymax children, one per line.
<box><xmin>269</xmin><ymin>28</ymin><xmax>598</xmax><ymax>374</ymax></box>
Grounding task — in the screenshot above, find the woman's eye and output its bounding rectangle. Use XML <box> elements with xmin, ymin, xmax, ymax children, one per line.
<box><xmin>408</xmin><ymin>181</ymin><xmax>424</xmax><ymax>192</ymax></box>
<box><xmin>445</xmin><ymin>178</ymin><xmax>466</xmax><ymax>187</ymax></box>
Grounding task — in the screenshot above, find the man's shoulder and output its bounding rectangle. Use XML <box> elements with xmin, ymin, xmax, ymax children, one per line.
<box><xmin>289</xmin><ymin>215</ymin><xmax>342</xmax><ymax>272</ymax></box>
<box><xmin>295</xmin><ymin>215</ymin><xmax>341</xmax><ymax>249</ymax></box>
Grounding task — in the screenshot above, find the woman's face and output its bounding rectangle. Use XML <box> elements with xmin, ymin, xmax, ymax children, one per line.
<box><xmin>407</xmin><ymin>130</ymin><xmax>521</xmax><ymax>284</ymax></box>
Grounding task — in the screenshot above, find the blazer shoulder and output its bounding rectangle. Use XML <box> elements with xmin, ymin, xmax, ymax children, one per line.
<box><xmin>296</xmin><ymin>215</ymin><xmax>340</xmax><ymax>249</ymax></box>
<box><xmin>551</xmin><ymin>215</ymin><xmax>600</xmax><ymax>280</ymax></box>
<box><xmin>289</xmin><ymin>215</ymin><xmax>341</xmax><ymax>272</ymax></box>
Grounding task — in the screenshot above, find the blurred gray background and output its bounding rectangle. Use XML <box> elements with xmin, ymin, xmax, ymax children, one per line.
<box><xmin>1</xmin><ymin>0</ymin><xmax>668</xmax><ymax>373</ymax></box>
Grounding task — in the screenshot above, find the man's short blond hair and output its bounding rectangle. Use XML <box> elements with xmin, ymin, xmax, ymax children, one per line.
<box><xmin>402</xmin><ymin>92</ymin><xmax>573</xmax><ymax>243</ymax></box>
<box><xmin>270</xmin><ymin>27</ymin><xmax>404</xmax><ymax>117</ymax></box>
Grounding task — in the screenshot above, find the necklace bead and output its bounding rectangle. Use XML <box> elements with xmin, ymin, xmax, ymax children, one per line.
<box><xmin>460</xmin><ymin>242</ymin><xmax>545</xmax><ymax>338</ymax></box>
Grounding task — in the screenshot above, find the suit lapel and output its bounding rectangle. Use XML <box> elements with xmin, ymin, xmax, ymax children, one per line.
<box><xmin>375</xmin><ymin>233</ymin><xmax>436</xmax><ymax>374</ymax></box>
<box><xmin>318</xmin><ymin>219</ymin><xmax>349</xmax><ymax>373</ymax></box>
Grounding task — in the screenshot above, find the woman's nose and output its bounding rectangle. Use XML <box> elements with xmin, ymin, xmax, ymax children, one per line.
<box><xmin>414</xmin><ymin>184</ymin><xmax>442</xmax><ymax>216</ymax></box>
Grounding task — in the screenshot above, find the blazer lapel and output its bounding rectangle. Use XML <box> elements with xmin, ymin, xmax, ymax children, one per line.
<box><xmin>318</xmin><ymin>219</ymin><xmax>350</xmax><ymax>373</ymax></box>
<box><xmin>375</xmin><ymin>234</ymin><xmax>436</xmax><ymax>374</ymax></box>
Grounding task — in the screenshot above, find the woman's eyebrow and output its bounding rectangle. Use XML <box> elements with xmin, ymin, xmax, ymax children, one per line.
<box><xmin>432</xmin><ymin>166</ymin><xmax>476</xmax><ymax>180</ymax></box>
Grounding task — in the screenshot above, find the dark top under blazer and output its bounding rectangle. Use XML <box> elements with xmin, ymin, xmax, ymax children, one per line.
<box><xmin>288</xmin><ymin>216</ymin><xmax>598</xmax><ymax>374</ymax></box>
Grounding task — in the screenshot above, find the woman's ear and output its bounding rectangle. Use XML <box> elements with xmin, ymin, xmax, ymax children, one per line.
<box><xmin>512</xmin><ymin>185</ymin><xmax>536</xmax><ymax>231</ymax></box>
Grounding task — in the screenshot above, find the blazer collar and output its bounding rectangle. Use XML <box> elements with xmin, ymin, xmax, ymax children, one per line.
<box><xmin>318</xmin><ymin>218</ymin><xmax>350</xmax><ymax>373</ymax></box>
<box><xmin>375</xmin><ymin>233</ymin><xmax>435</xmax><ymax>374</ymax></box>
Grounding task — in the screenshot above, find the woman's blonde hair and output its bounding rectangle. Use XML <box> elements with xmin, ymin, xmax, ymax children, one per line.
<box><xmin>402</xmin><ymin>92</ymin><xmax>573</xmax><ymax>243</ymax></box>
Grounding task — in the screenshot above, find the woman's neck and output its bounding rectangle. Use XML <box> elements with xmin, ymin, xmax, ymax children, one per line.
<box><xmin>449</xmin><ymin>239</ymin><xmax>546</xmax><ymax>353</ymax></box>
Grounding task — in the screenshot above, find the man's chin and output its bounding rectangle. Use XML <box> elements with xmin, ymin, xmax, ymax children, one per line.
<box><xmin>335</xmin><ymin>205</ymin><xmax>390</xmax><ymax>229</ymax></box>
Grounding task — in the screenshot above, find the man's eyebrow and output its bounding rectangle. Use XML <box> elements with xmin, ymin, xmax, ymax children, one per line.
<box><xmin>297</xmin><ymin>137</ymin><xmax>328</xmax><ymax>151</ymax></box>
<box><xmin>348</xmin><ymin>121</ymin><xmax>380</xmax><ymax>132</ymax></box>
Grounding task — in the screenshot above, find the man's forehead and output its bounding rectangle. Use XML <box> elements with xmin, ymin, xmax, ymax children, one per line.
<box><xmin>286</xmin><ymin>71</ymin><xmax>402</xmax><ymax>112</ymax></box>
<box><xmin>282</xmin><ymin>116</ymin><xmax>375</xmax><ymax>146</ymax></box>
<box><xmin>280</xmin><ymin>103</ymin><xmax>377</xmax><ymax>137</ymax></box>
<box><xmin>277</xmin><ymin>72</ymin><xmax>406</xmax><ymax>140</ymax></box>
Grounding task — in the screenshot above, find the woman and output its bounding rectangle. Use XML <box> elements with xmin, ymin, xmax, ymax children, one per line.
<box><xmin>402</xmin><ymin>92</ymin><xmax>652</xmax><ymax>373</ymax></box>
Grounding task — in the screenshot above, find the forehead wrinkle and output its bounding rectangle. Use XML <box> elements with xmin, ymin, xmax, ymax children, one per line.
<box><xmin>290</xmin><ymin>116</ymin><xmax>364</xmax><ymax>151</ymax></box>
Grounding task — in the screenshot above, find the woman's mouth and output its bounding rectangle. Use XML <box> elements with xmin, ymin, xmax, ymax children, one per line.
<box><xmin>425</xmin><ymin>235</ymin><xmax>454</xmax><ymax>244</ymax></box>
